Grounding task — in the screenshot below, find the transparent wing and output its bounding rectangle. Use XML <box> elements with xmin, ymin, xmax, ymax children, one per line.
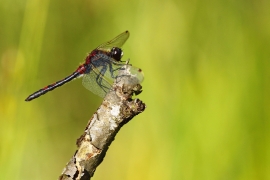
<box><xmin>96</xmin><ymin>31</ymin><xmax>130</xmax><ymax>52</ymax></box>
<box><xmin>82</xmin><ymin>69</ymin><xmax>110</xmax><ymax>98</ymax></box>
<box><xmin>82</xmin><ymin>54</ymin><xmax>124</xmax><ymax>97</ymax></box>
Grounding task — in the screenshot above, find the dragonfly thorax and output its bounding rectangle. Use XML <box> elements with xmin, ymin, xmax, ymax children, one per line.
<box><xmin>110</xmin><ymin>47</ymin><xmax>123</xmax><ymax>61</ymax></box>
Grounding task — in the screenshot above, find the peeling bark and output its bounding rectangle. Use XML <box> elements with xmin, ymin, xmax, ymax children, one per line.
<box><xmin>59</xmin><ymin>65</ymin><xmax>145</xmax><ymax>180</ymax></box>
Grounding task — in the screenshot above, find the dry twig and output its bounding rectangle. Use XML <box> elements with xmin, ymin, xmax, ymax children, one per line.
<box><xmin>59</xmin><ymin>65</ymin><xmax>145</xmax><ymax>180</ymax></box>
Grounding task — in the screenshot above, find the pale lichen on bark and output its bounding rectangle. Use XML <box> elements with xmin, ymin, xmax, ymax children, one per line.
<box><xmin>59</xmin><ymin>64</ymin><xmax>145</xmax><ymax>180</ymax></box>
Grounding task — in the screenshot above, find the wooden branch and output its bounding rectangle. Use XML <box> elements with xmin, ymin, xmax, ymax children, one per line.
<box><xmin>59</xmin><ymin>65</ymin><xmax>146</xmax><ymax>180</ymax></box>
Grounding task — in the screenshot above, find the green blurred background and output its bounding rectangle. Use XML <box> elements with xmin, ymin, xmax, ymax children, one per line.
<box><xmin>1</xmin><ymin>0</ymin><xmax>269</xmax><ymax>179</ymax></box>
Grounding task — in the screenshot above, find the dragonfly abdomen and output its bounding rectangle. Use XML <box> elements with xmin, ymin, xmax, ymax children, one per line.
<box><xmin>25</xmin><ymin>71</ymin><xmax>81</xmax><ymax>101</ymax></box>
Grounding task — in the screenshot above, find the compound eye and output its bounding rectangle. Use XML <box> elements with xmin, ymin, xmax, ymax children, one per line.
<box><xmin>111</xmin><ymin>47</ymin><xmax>122</xmax><ymax>61</ymax></box>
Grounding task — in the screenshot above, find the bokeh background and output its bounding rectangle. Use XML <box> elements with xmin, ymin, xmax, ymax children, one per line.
<box><xmin>1</xmin><ymin>0</ymin><xmax>269</xmax><ymax>179</ymax></box>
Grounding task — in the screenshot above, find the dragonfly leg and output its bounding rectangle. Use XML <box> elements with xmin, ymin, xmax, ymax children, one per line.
<box><xmin>118</xmin><ymin>59</ymin><xmax>130</xmax><ymax>65</ymax></box>
<box><xmin>109</xmin><ymin>58</ymin><xmax>130</xmax><ymax>78</ymax></box>
<box><xmin>95</xmin><ymin>65</ymin><xmax>110</xmax><ymax>93</ymax></box>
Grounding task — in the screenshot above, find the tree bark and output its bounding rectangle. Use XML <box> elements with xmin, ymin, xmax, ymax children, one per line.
<box><xmin>59</xmin><ymin>65</ymin><xmax>145</xmax><ymax>180</ymax></box>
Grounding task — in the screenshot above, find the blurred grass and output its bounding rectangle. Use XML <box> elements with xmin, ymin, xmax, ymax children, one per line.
<box><xmin>0</xmin><ymin>0</ymin><xmax>270</xmax><ymax>179</ymax></box>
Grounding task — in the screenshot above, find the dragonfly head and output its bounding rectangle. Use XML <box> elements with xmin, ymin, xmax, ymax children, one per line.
<box><xmin>110</xmin><ymin>47</ymin><xmax>123</xmax><ymax>61</ymax></box>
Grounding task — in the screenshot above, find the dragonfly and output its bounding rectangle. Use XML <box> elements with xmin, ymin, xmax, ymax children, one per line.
<box><xmin>25</xmin><ymin>31</ymin><xmax>130</xmax><ymax>101</ymax></box>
